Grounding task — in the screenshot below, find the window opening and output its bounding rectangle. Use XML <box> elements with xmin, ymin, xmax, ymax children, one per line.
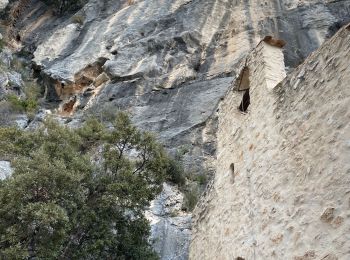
<box><xmin>230</xmin><ymin>163</ymin><xmax>235</xmax><ymax>184</ymax></box>
<box><xmin>239</xmin><ymin>89</ymin><xmax>250</xmax><ymax>112</ymax></box>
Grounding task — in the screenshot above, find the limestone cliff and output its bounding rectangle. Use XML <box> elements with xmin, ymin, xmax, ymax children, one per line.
<box><xmin>0</xmin><ymin>0</ymin><xmax>349</xmax><ymax>259</ymax></box>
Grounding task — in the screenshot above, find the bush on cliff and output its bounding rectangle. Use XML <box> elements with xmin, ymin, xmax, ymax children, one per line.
<box><xmin>0</xmin><ymin>112</ymin><xmax>171</xmax><ymax>259</ymax></box>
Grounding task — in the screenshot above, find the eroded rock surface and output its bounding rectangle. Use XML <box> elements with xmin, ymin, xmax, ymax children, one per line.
<box><xmin>9</xmin><ymin>0</ymin><xmax>349</xmax><ymax>145</ymax></box>
<box><xmin>3</xmin><ymin>0</ymin><xmax>350</xmax><ymax>259</ymax></box>
<box><xmin>12</xmin><ymin>0</ymin><xmax>350</xmax><ymax>100</ymax></box>
<box><xmin>146</xmin><ymin>183</ymin><xmax>191</xmax><ymax>260</ymax></box>
<box><xmin>0</xmin><ymin>161</ymin><xmax>12</xmax><ymax>180</ymax></box>
<box><xmin>0</xmin><ymin>0</ymin><xmax>8</xmax><ymax>11</ymax></box>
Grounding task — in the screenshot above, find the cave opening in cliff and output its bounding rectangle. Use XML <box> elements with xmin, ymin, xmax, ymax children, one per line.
<box><xmin>62</xmin><ymin>96</ymin><xmax>77</xmax><ymax>114</ymax></box>
<box><xmin>239</xmin><ymin>89</ymin><xmax>250</xmax><ymax>112</ymax></box>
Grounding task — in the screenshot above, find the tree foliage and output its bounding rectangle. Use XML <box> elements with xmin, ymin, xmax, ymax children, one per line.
<box><xmin>0</xmin><ymin>112</ymin><xmax>170</xmax><ymax>259</ymax></box>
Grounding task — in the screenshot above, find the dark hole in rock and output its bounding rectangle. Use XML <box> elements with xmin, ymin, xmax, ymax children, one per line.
<box><xmin>239</xmin><ymin>89</ymin><xmax>250</xmax><ymax>112</ymax></box>
<box><xmin>230</xmin><ymin>163</ymin><xmax>234</xmax><ymax>173</ymax></box>
<box><xmin>63</xmin><ymin>97</ymin><xmax>77</xmax><ymax>113</ymax></box>
<box><xmin>327</xmin><ymin>21</ymin><xmax>349</xmax><ymax>38</ymax></box>
<box><xmin>193</xmin><ymin>62</ymin><xmax>201</xmax><ymax>72</ymax></box>
<box><xmin>230</xmin><ymin>163</ymin><xmax>235</xmax><ymax>184</ymax></box>
<box><xmin>83</xmin><ymin>91</ymin><xmax>93</xmax><ymax>97</ymax></box>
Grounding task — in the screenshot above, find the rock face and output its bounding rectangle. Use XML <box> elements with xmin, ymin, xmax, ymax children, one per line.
<box><xmin>0</xmin><ymin>161</ymin><xmax>12</xmax><ymax>180</ymax></box>
<box><xmin>12</xmin><ymin>0</ymin><xmax>350</xmax><ymax>144</ymax></box>
<box><xmin>0</xmin><ymin>70</ymin><xmax>24</xmax><ymax>98</ymax></box>
<box><xmin>190</xmin><ymin>24</ymin><xmax>350</xmax><ymax>259</ymax></box>
<box><xmin>26</xmin><ymin>0</ymin><xmax>350</xmax><ymax>80</ymax></box>
<box><xmin>3</xmin><ymin>0</ymin><xmax>350</xmax><ymax>259</ymax></box>
<box><xmin>146</xmin><ymin>183</ymin><xmax>191</xmax><ymax>260</ymax></box>
<box><xmin>0</xmin><ymin>0</ymin><xmax>8</xmax><ymax>11</ymax></box>
<box><xmin>0</xmin><ymin>48</ymin><xmax>25</xmax><ymax>100</ymax></box>
<box><xmin>14</xmin><ymin>0</ymin><xmax>350</xmax><ymax>105</ymax></box>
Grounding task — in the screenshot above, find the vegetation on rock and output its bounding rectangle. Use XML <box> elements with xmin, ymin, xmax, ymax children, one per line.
<box><xmin>165</xmin><ymin>158</ymin><xmax>186</xmax><ymax>187</ymax></box>
<box><xmin>0</xmin><ymin>51</ymin><xmax>42</xmax><ymax>124</ymax></box>
<box><xmin>182</xmin><ymin>186</ymin><xmax>200</xmax><ymax>212</ymax></box>
<box><xmin>0</xmin><ymin>112</ymin><xmax>174</xmax><ymax>259</ymax></box>
<box><xmin>71</xmin><ymin>14</ymin><xmax>85</xmax><ymax>25</ymax></box>
<box><xmin>6</xmin><ymin>93</ymin><xmax>38</xmax><ymax>113</ymax></box>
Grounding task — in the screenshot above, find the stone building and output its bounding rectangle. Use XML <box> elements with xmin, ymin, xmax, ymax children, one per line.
<box><xmin>190</xmin><ymin>24</ymin><xmax>350</xmax><ymax>260</ymax></box>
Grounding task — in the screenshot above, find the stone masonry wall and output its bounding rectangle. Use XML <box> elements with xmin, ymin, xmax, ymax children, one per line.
<box><xmin>190</xmin><ymin>24</ymin><xmax>350</xmax><ymax>259</ymax></box>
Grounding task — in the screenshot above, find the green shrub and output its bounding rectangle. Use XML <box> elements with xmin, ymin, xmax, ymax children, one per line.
<box><xmin>177</xmin><ymin>145</ymin><xmax>190</xmax><ymax>156</ymax></box>
<box><xmin>71</xmin><ymin>14</ymin><xmax>85</xmax><ymax>25</ymax></box>
<box><xmin>6</xmin><ymin>94</ymin><xmax>38</xmax><ymax>113</ymax></box>
<box><xmin>91</xmin><ymin>104</ymin><xmax>119</xmax><ymax>123</ymax></box>
<box><xmin>0</xmin><ymin>112</ymin><xmax>170</xmax><ymax>259</ymax></box>
<box><xmin>182</xmin><ymin>187</ymin><xmax>199</xmax><ymax>212</ymax></box>
<box><xmin>10</xmin><ymin>57</ymin><xmax>27</xmax><ymax>76</ymax></box>
<box><xmin>5</xmin><ymin>75</ymin><xmax>41</xmax><ymax>115</ymax></box>
<box><xmin>1</xmin><ymin>52</ymin><xmax>42</xmax><ymax>115</ymax></box>
<box><xmin>24</xmin><ymin>81</ymin><xmax>41</xmax><ymax>99</ymax></box>
<box><xmin>197</xmin><ymin>173</ymin><xmax>208</xmax><ymax>186</ymax></box>
<box><xmin>6</xmin><ymin>94</ymin><xmax>25</xmax><ymax>111</ymax></box>
<box><xmin>186</xmin><ymin>170</ymin><xmax>208</xmax><ymax>186</ymax></box>
<box><xmin>0</xmin><ymin>100</ymin><xmax>15</xmax><ymax>126</ymax></box>
<box><xmin>0</xmin><ymin>38</ymin><xmax>5</xmax><ymax>50</ymax></box>
<box><xmin>166</xmin><ymin>159</ymin><xmax>186</xmax><ymax>187</ymax></box>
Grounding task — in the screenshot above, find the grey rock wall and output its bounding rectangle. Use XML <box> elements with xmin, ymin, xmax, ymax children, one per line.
<box><xmin>4</xmin><ymin>0</ymin><xmax>350</xmax><ymax>259</ymax></box>
<box><xmin>146</xmin><ymin>183</ymin><xmax>191</xmax><ymax>260</ymax></box>
<box><xmin>12</xmin><ymin>0</ymin><xmax>350</xmax><ymax>142</ymax></box>
<box><xmin>17</xmin><ymin>0</ymin><xmax>348</xmax><ymax>156</ymax></box>
<box><xmin>0</xmin><ymin>0</ymin><xmax>8</xmax><ymax>11</ymax></box>
<box><xmin>0</xmin><ymin>161</ymin><xmax>12</xmax><ymax>180</ymax></box>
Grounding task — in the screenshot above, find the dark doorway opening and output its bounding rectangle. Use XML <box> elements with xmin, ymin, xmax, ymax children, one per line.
<box><xmin>239</xmin><ymin>89</ymin><xmax>250</xmax><ymax>112</ymax></box>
